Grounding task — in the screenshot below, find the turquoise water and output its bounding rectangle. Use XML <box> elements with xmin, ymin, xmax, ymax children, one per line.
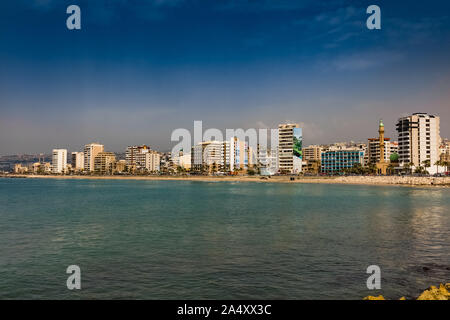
<box><xmin>0</xmin><ymin>178</ymin><xmax>449</xmax><ymax>299</ymax></box>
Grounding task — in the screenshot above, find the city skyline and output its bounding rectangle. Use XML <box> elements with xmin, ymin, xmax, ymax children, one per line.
<box><xmin>1</xmin><ymin>0</ymin><xmax>450</xmax><ymax>155</ymax></box>
<box><xmin>0</xmin><ymin>114</ymin><xmax>446</xmax><ymax>157</ymax></box>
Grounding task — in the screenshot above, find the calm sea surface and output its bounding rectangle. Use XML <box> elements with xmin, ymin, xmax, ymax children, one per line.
<box><xmin>0</xmin><ymin>178</ymin><xmax>449</xmax><ymax>299</ymax></box>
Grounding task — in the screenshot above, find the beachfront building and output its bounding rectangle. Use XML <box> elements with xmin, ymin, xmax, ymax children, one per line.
<box><xmin>278</xmin><ymin>123</ymin><xmax>302</xmax><ymax>174</ymax></box>
<box><xmin>303</xmin><ymin>145</ymin><xmax>322</xmax><ymax>174</ymax></box>
<box><xmin>192</xmin><ymin>141</ymin><xmax>225</xmax><ymax>173</ymax></box>
<box><xmin>191</xmin><ymin>138</ymin><xmax>255</xmax><ymax>173</ymax></box>
<box><xmin>32</xmin><ymin>162</ymin><xmax>51</xmax><ymax>174</ymax></box>
<box><xmin>179</xmin><ymin>154</ymin><xmax>192</xmax><ymax>170</ymax></box>
<box><xmin>14</xmin><ymin>163</ymin><xmax>28</xmax><ymax>174</ymax></box>
<box><xmin>303</xmin><ymin>145</ymin><xmax>322</xmax><ymax>162</ymax></box>
<box><xmin>94</xmin><ymin>152</ymin><xmax>116</xmax><ymax>174</ymax></box>
<box><xmin>159</xmin><ymin>152</ymin><xmax>176</xmax><ymax>173</ymax></box>
<box><xmin>396</xmin><ymin>113</ymin><xmax>441</xmax><ymax>169</ymax></box>
<box><xmin>145</xmin><ymin>151</ymin><xmax>160</xmax><ymax>172</ymax></box>
<box><xmin>258</xmin><ymin>147</ymin><xmax>278</xmax><ymax>176</ymax></box>
<box><xmin>172</xmin><ymin>151</ymin><xmax>192</xmax><ymax>170</ymax></box>
<box><xmin>84</xmin><ymin>143</ymin><xmax>104</xmax><ymax>172</ymax></box>
<box><xmin>230</xmin><ymin>137</ymin><xmax>248</xmax><ymax>171</ymax></box>
<box><xmin>439</xmin><ymin>139</ymin><xmax>449</xmax><ymax>157</ymax></box>
<box><xmin>115</xmin><ymin>160</ymin><xmax>127</xmax><ymax>173</ymax></box>
<box><xmin>71</xmin><ymin>152</ymin><xmax>84</xmax><ymax>172</ymax></box>
<box><xmin>321</xmin><ymin>146</ymin><xmax>365</xmax><ymax>174</ymax></box>
<box><xmin>126</xmin><ymin>145</ymin><xmax>151</xmax><ymax>169</ymax></box>
<box><xmin>51</xmin><ymin>149</ymin><xmax>67</xmax><ymax>174</ymax></box>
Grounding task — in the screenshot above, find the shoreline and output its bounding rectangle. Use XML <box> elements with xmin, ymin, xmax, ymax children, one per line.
<box><xmin>2</xmin><ymin>174</ymin><xmax>450</xmax><ymax>187</ymax></box>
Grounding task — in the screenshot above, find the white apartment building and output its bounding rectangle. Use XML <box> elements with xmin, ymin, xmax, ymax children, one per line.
<box><xmin>145</xmin><ymin>152</ymin><xmax>161</xmax><ymax>172</ymax></box>
<box><xmin>278</xmin><ymin>123</ymin><xmax>302</xmax><ymax>174</ymax></box>
<box><xmin>84</xmin><ymin>143</ymin><xmax>104</xmax><ymax>172</ymax></box>
<box><xmin>71</xmin><ymin>152</ymin><xmax>84</xmax><ymax>171</ymax></box>
<box><xmin>52</xmin><ymin>149</ymin><xmax>67</xmax><ymax>174</ymax></box>
<box><xmin>258</xmin><ymin>147</ymin><xmax>278</xmax><ymax>176</ymax></box>
<box><xmin>191</xmin><ymin>140</ymin><xmax>229</xmax><ymax>172</ymax></box>
<box><xmin>203</xmin><ymin>141</ymin><xmax>224</xmax><ymax>170</ymax></box>
<box><xmin>172</xmin><ymin>152</ymin><xmax>192</xmax><ymax>170</ymax></box>
<box><xmin>191</xmin><ymin>138</ymin><xmax>255</xmax><ymax>173</ymax></box>
<box><xmin>396</xmin><ymin>113</ymin><xmax>441</xmax><ymax>168</ymax></box>
<box><xmin>230</xmin><ymin>137</ymin><xmax>247</xmax><ymax>171</ymax></box>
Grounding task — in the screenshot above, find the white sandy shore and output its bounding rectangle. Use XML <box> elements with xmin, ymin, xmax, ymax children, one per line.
<box><xmin>2</xmin><ymin>174</ymin><xmax>450</xmax><ymax>187</ymax></box>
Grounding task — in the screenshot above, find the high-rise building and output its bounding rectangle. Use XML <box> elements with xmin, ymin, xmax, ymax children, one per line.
<box><xmin>278</xmin><ymin>123</ymin><xmax>302</xmax><ymax>174</ymax></box>
<box><xmin>396</xmin><ymin>113</ymin><xmax>441</xmax><ymax>167</ymax></box>
<box><xmin>84</xmin><ymin>143</ymin><xmax>104</xmax><ymax>172</ymax></box>
<box><xmin>126</xmin><ymin>145</ymin><xmax>151</xmax><ymax>168</ymax></box>
<box><xmin>258</xmin><ymin>147</ymin><xmax>278</xmax><ymax>176</ymax></box>
<box><xmin>52</xmin><ymin>149</ymin><xmax>67</xmax><ymax>174</ymax></box>
<box><xmin>71</xmin><ymin>152</ymin><xmax>84</xmax><ymax>171</ymax></box>
<box><xmin>145</xmin><ymin>151</ymin><xmax>160</xmax><ymax>172</ymax></box>
<box><xmin>231</xmin><ymin>137</ymin><xmax>247</xmax><ymax>171</ymax></box>
<box><xmin>94</xmin><ymin>152</ymin><xmax>116</xmax><ymax>174</ymax></box>
<box><xmin>203</xmin><ymin>141</ymin><xmax>224</xmax><ymax>172</ymax></box>
<box><xmin>192</xmin><ymin>141</ymin><xmax>227</xmax><ymax>173</ymax></box>
<box><xmin>191</xmin><ymin>138</ymin><xmax>255</xmax><ymax>173</ymax></box>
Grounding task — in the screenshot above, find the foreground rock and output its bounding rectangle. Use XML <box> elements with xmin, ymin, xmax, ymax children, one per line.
<box><xmin>364</xmin><ymin>283</ymin><xmax>450</xmax><ymax>300</ymax></box>
<box><xmin>417</xmin><ymin>283</ymin><xmax>450</xmax><ymax>300</ymax></box>
<box><xmin>335</xmin><ymin>176</ymin><xmax>450</xmax><ymax>186</ymax></box>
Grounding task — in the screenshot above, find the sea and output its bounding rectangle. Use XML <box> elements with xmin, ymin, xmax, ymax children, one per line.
<box><xmin>0</xmin><ymin>178</ymin><xmax>448</xmax><ymax>299</ymax></box>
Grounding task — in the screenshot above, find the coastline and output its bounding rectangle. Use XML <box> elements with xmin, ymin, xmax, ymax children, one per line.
<box><xmin>2</xmin><ymin>174</ymin><xmax>450</xmax><ymax>187</ymax></box>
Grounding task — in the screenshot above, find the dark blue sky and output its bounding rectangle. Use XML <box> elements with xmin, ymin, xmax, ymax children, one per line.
<box><xmin>1</xmin><ymin>0</ymin><xmax>449</xmax><ymax>154</ymax></box>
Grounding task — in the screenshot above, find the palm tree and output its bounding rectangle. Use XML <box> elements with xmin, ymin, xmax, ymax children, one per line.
<box><xmin>434</xmin><ymin>160</ymin><xmax>443</xmax><ymax>175</ymax></box>
<box><xmin>366</xmin><ymin>162</ymin><xmax>376</xmax><ymax>175</ymax></box>
<box><xmin>422</xmin><ymin>160</ymin><xmax>431</xmax><ymax>175</ymax></box>
<box><xmin>409</xmin><ymin>162</ymin><xmax>415</xmax><ymax>174</ymax></box>
<box><xmin>403</xmin><ymin>162</ymin><xmax>411</xmax><ymax>175</ymax></box>
<box><xmin>387</xmin><ymin>163</ymin><xmax>395</xmax><ymax>175</ymax></box>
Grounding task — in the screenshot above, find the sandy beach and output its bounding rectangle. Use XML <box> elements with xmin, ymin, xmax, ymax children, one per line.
<box><xmin>3</xmin><ymin>174</ymin><xmax>450</xmax><ymax>187</ymax></box>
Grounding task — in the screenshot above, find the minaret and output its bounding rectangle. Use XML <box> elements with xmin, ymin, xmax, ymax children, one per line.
<box><xmin>379</xmin><ymin>119</ymin><xmax>385</xmax><ymax>164</ymax></box>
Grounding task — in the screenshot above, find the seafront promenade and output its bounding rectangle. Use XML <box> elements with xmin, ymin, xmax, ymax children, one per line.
<box><xmin>2</xmin><ymin>174</ymin><xmax>450</xmax><ymax>187</ymax></box>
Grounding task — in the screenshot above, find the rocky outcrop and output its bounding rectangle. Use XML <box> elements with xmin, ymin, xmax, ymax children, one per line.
<box><xmin>336</xmin><ymin>176</ymin><xmax>450</xmax><ymax>186</ymax></box>
<box><xmin>364</xmin><ymin>283</ymin><xmax>450</xmax><ymax>300</ymax></box>
<box><xmin>363</xmin><ymin>295</ymin><xmax>386</xmax><ymax>300</ymax></box>
<box><xmin>417</xmin><ymin>283</ymin><xmax>450</xmax><ymax>300</ymax></box>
